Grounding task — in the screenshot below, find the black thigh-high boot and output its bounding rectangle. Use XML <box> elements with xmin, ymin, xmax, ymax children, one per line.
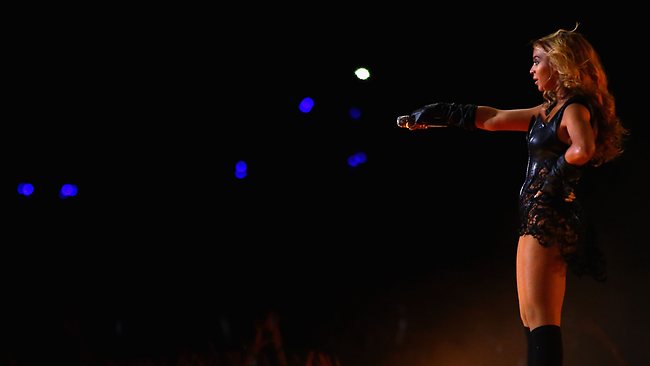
<box><xmin>524</xmin><ymin>326</ymin><xmax>532</xmax><ymax>365</ymax></box>
<box><xmin>529</xmin><ymin>325</ymin><xmax>563</xmax><ymax>366</ymax></box>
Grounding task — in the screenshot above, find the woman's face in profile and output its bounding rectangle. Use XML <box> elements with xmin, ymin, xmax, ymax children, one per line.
<box><xmin>530</xmin><ymin>47</ymin><xmax>556</xmax><ymax>92</ymax></box>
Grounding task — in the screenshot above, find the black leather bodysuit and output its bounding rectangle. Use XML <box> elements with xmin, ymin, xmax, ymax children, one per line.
<box><xmin>518</xmin><ymin>96</ymin><xmax>606</xmax><ymax>280</ymax></box>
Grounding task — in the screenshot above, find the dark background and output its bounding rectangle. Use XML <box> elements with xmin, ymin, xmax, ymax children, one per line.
<box><xmin>4</xmin><ymin>4</ymin><xmax>649</xmax><ymax>366</ymax></box>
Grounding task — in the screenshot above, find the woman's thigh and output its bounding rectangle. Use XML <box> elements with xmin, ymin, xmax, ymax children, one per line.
<box><xmin>516</xmin><ymin>235</ymin><xmax>567</xmax><ymax>328</ymax></box>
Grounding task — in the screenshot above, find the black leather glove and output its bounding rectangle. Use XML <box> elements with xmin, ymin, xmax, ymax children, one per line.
<box><xmin>396</xmin><ymin>102</ymin><xmax>477</xmax><ymax>131</ymax></box>
<box><xmin>539</xmin><ymin>154</ymin><xmax>584</xmax><ymax>201</ymax></box>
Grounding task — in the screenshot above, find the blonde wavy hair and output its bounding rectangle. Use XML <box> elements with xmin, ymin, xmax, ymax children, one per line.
<box><xmin>533</xmin><ymin>24</ymin><xmax>628</xmax><ymax>166</ymax></box>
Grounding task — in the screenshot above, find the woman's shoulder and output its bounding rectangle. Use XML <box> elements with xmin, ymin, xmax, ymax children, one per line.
<box><xmin>560</xmin><ymin>94</ymin><xmax>594</xmax><ymax>120</ymax></box>
<box><xmin>564</xmin><ymin>94</ymin><xmax>593</xmax><ymax>110</ymax></box>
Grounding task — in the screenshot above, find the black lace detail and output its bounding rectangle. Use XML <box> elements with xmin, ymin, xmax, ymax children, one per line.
<box><xmin>518</xmin><ymin>167</ymin><xmax>606</xmax><ymax>281</ymax></box>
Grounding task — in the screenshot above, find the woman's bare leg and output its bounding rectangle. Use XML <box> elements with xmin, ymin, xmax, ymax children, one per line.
<box><xmin>516</xmin><ymin>235</ymin><xmax>567</xmax><ymax>328</ymax></box>
<box><xmin>517</xmin><ymin>235</ymin><xmax>567</xmax><ymax>365</ymax></box>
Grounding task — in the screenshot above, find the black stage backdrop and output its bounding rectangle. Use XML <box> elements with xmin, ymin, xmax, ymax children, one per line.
<box><xmin>4</xmin><ymin>5</ymin><xmax>649</xmax><ymax>366</ymax></box>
